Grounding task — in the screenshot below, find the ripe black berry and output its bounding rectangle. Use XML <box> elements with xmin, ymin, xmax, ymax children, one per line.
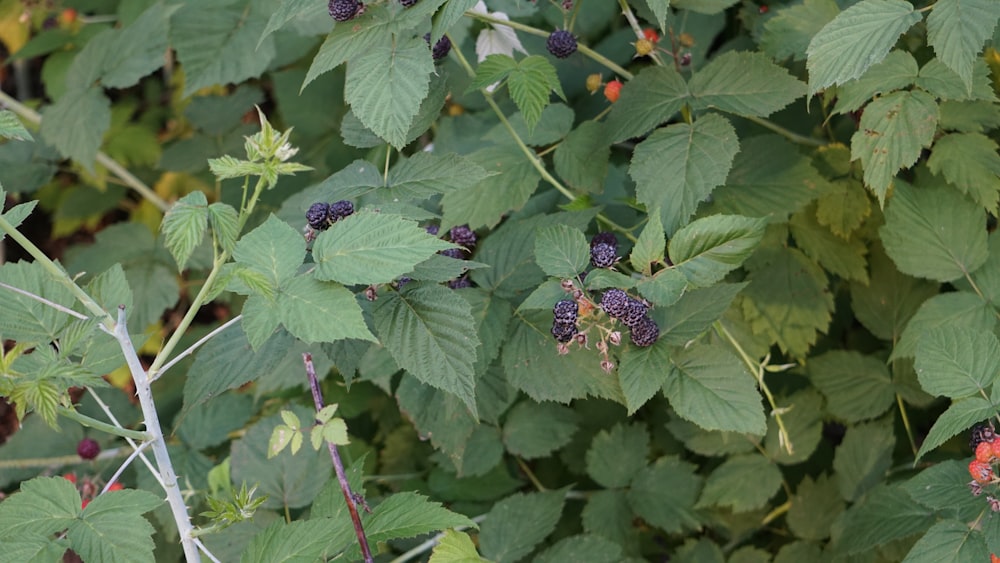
<box><xmin>546</xmin><ymin>30</ymin><xmax>577</xmax><ymax>59</ymax></box>
<box><xmin>601</xmin><ymin>289</ymin><xmax>629</xmax><ymax>318</ymax></box>
<box><xmin>328</xmin><ymin>200</ymin><xmax>355</xmax><ymax>222</ymax></box>
<box><xmin>620</xmin><ymin>298</ymin><xmax>649</xmax><ymax>328</ymax></box>
<box><xmin>328</xmin><ymin>0</ymin><xmax>360</xmax><ymax>22</ymax></box>
<box><xmin>972</xmin><ymin>424</ymin><xmax>997</xmax><ymax>449</ymax></box>
<box><xmin>449</xmin><ymin>276</ymin><xmax>472</xmax><ymax>289</ymax></box>
<box><xmin>77</xmin><ymin>438</ymin><xmax>100</xmax><ymax>460</ymax></box>
<box><xmin>553</xmin><ymin>299</ymin><xmax>578</xmax><ymax>324</ymax></box>
<box><xmin>400</xmin><ymin>0</ymin><xmax>419</xmax><ymax>6</ymax></box>
<box><xmin>431</xmin><ymin>34</ymin><xmax>451</xmax><ymax>61</ymax></box>
<box><xmin>590</xmin><ymin>242</ymin><xmax>617</xmax><ymax>268</ymax></box>
<box><xmin>440</xmin><ymin>248</ymin><xmax>464</xmax><ymax>259</ymax></box>
<box><xmin>426</xmin><ymin>224</ymin><xmax>440</xmax><ymax>236</ymax></box>
<box><xmin>629</xmin><ymin>317</ymin><xmax>659</xmax><ymax>347</ymax></box>
<box><xmin>306</xmin><ymin>202</ymin><xmax>330</xmax><ymax>230</ymax></box>
<box><xmin>590</xmin><ymin>232</ymin><xmax>617</xmax><ymax>248</ymax></box>
<box><xmin>449</xmin><ymin>225</ymin><xmax>477</xmax><ymax>248</ymax></box>
<box><xmin>551</xmin><ymin>321</ymin><xmax>577</xmax><ymax>343</ymax></box>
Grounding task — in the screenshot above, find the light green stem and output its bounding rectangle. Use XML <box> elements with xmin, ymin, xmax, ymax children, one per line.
<box><xmin>742</xmin><ymin>115</ymin><xmax>827</xmax><ymax>147</ymax></box>
<box><xmin>58</xmin><ymin>407</ymin><xmax>151</xmax><ymax>441</ymax></box>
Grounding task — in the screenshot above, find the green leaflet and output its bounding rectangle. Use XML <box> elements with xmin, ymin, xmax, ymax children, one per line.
<box><xmin>926</xmin><ymin>0</ymin><xmax>1000</xmax><ymax>95</ymax></box>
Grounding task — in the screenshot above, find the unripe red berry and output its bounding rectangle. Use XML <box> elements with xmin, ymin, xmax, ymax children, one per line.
<box><xmin>970</xmin><ymin>459</ymin><xmax>994</xmax><ymax>484</ymax></box>
<box><xmin>107</xmin><ymin>482</ymin><xmax>125</xmax><ymax>491</ymax></box>
<box><xmin>977</xmin><ymin>441</ymin><xmax>994</xmax><ymax>463</ymax></box>
<box><xmin>604</xmin><ymin>79</ymin><xmax>622</xmax><ymax>103</ymax></box>
<box><xmin>77</xmin><ymin>438</ymin><xmax>100</xmax><ymax>460</ymax></box>
<box><xmin>642</xmin><ymin>28</ymin><xmax>659</xmax><ymax>43</ymax></box>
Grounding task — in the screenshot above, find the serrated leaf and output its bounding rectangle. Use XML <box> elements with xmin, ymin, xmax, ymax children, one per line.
<box><xmin>696</xmin><ymin>454</ymin><xmax>782</xmax><ymax>512</ymax></box>
<box><xmin>689</xmin><ymin>51</ymin><xmax>805</xmax><ymax>117</ymax></box>
<box><xmin>0</xmin><ymin>261</ymin><xmax>76</xmax><ymax>343</ymax></box>
<box><xmin>208</xmin><ymin>202</ymin><xmax>239</xmax><ymax>254</ymax></box>
<box><xmin>832</xmin><ymin>49</ymin><xmax>919</xmax><ymax>115</ymax></box>
<box><xmin>902</xmin><ymin>519</ymin><xmax>988</xmax><ymax>563</ymax></box>
<box><xmin>440</xmin><ymin>145</ymin><xmax>541</xmax><ymax>231</ymax></box>
<box><xmin>502</xmin><ymin>401</ymin><xmax>578</xmax><ymax>459</ymax></box>
<box><xmin>809</xmin><ymin>351</ymin><xmax>894</xmax><ymax>422</ymax></box>
<box><xmin>672</xmin><ymin>0</ymin><xmax>737</xmax><ymax>13</ymax></box>
<box><xmin>816</xmin><ymin>179</ymin><xmax>872</xmax><ymax>238</ymax></box>
<box><xmin>927</xmin><ymin>132</ymin><xmax>1000</xmax><ymax>213</ymax></box>
<box><xmin>806</xmin><ymin>0</ymin><xmax>922</xmax><ymax>95</ymax></box>
<box><xmin>851</xmin><ymin>243</ymin><xmax>938</xmax><ymax>343</ymax></box>
<box><xmin>669</xmin><ymin>215</ymin><xmax>765</xmax><ymax>287</ymax></box>
<box><xmin>903</xmin><ymin>460</ymin><xmax>993</xmax><ymax>521</ymax></box>
<box><xmin>506</xmin><ymin>56</ymin><xmax>564</xmax><ymax>133</ymax></box>
<box><xmin>586</xmin><ymin>423</ymin><xmax>649</xmax><ymax>488</ymax></box>
<box><xmin>430</xmin><ymin>529</ymin><xmax>487</xmax><ymax>563</ymax></box>
<box><xmin>939</xmin><ymin>100</ymin><xmax>1000</xmax><ymax>132</ymax></box>
<box><xmin>788</xmin><ymin>474</ymin><xmax>845</xmax><ymax>541</ymax></box>
<box><xmin>789</xmin><ymin>205</ymin><xmax>869</xmax><ymax>283</ymax></box>
<box><xmin>313</xmin><ymin>212</ymin><xmax>453</xmax><ymax>285</ymax></box>
<box><xmin>232</xmin><ymin>214</ymin><xmax>305</xmax><ymax>289</ymax></box>
<box><xmin>605</xmin><ymin>66</ymin><xmax>690</xmax><ymax>143</ymax></box>
<box><xmin>916</xmin><ymin>57</ymin><xmax>997</xmax><ymax>102</ymax></box>
<box><xmin>258</xmin><ymin>0</ymin><xmax>325</xmax><ymax>47</ymax></box>
<box><xmin>917</xmin><ymin>397</ymin><xmax>998</xmax><ymax>460</ymax></box>
<box><xmin>553</xmin><ymin>120</ymin><xmax>609</xmax><ymax>194</ymax></box>
<box><xmin>374</xmin><ymin>285</ymin><xmax>480</xmax><ymax>416</ymax></box>
<box><xmin>660</xmin><ymin>283</ymin><xmax>745</xmax><ymax>346</ymax></box>
<box><xmin>277</xmin><ymin>276</ymin><xmax>376</xmax><ymax>344</ymax></box>
<box><xmin>0</xmin><ymin>110</ymin><xmax>31</xmax><ymax>141</ymax></box>
<box><xmin>761</xmin><ymin>0</ymin><xmax>840</xmax><ymax>61</ymax></box>
<box><xmin>385</xmin><ymin>152</ymin><xmax>494</xmax><ymax>200</ymax></box>
<box><xmin>627</xmin><ymin>457</ymin><xmax>702</xmax><ymax>534</ymax></box>
<box><xmin>0</xmin><ymin>477</ymin><xmax>80</xmax><ymax>540</ymax></box>
<box><xmin>833</xmin><ymin>420</ymin><xmax>895</xmax><ymax>502</ymax></box>
<box><xmin>478</xmin><ymin>490</ymin><xmax>565</xmax><ymax>563</ymax></box>
<box><xmin>833</xmin><ymin>485</ymin><xmax>936</xmax><ymax>555</ymax></box>
<box><xmin>879</xmin><ymin>181</ymin><xmax>987</xmax><ymax>282</ymax></box>
<box><xmin>345</xmin><ymin>35</ymin><xmax>433</xmax><ymax>148</ymax></box>
<box><xmin>618</xmin><ymin>336</ymin><xmax>672</xmax><ymax>414</ymax></box>
<box><xmin>469</xmin><ymin>54</ymin><xmax>518</xmax><ymax>90</ymax></box>
<box><xmin>171</xmin><ymin>0</ymin><xmax>276</xmax><ymax>97</ymax></box>
<box><xmin>39</xmin><ymin>86</ymin><xmax>110</xmax><ymax>169</ymax></box>
<box><xmin>69</xmin><ymin>490</ymin><xmax>162</xmax><ymax>563</ymax></box>
<box><xmin>892</xmin><ymin>291</ymin><xmax>995</xmax><ymax>360</ymax></box>
<box><xmin>914</xmin><ymin>326</ymin><xmax>1000</xmax><ymax>398</ymax></box>
<box><xmin>926</xmin><ymin>0</ymin><xmax>1000</xmax><ymax>95</ymax></box>
<box><xmin>161</xmin><ymin>190</ymin><xmax>208</xmax><ymax>271</ymax></box>
<box><xmin>664</xmin><ymin>344</ymin><xmax>767</xmax><ymax>435</ymax></box>
<box><xmin>240</xmin><ymin>519</ymin><xmax>350</xmax><ymax>562</ymax></box>
<box><xmin>533</xmin><ymin>224</ymin><xmax>590</xmax><ymax>278</ymax></box>
<box><xmin>582</xmin><ymin>491</ymin><xmax>640</xmax><ymax>553</ymax></box>
<box><xmin>850</xmin><ymin>90</ymin><xmax>939</xmax><ymax>204</ymax></box>
<box><xmin>534</xmin><ymin>534</ymin><xmax>622</xmax><ymax>563</ymax></box>
<box><xmin>630</xmin><ymin>212</ymin><xmax>665</xmax><ymax>275</ymax></box>
<box><xmin>431</xmin><ymin>0</ymin><xmax>479</xmax><ymax>43</ymax></box>
<box><xmin>396</xmin><ymin>376</ymin><xmax>476</xmax><ymax>469</ymax></box>
<box><xmin>98</xmin><ymin>2</ymin><xmax>178</xmax><ymax>89</ymax></box>
<box><xmin>630</xmin><ymin>113</ymin><xmax>740</xmax><ymax>235</ymax></box>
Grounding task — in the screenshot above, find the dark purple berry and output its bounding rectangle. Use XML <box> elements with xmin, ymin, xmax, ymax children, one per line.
<box><xmin>307</xmin><ymin>202</ymin><xmax>330</xmax><ymax>230</ymax></box>
<box><xmin>553</xmin><ymin>299</ymin><xmax>578</xmax><ymax>324</ymax></box>
<box><xmin>629</xmin><ymin>317</ymin><xmax>659</xmax><ymax>347</ymax></box>
<box><xmin>590</xmin><ymin>232</ymin><xmax>617</xmax><ymax>248</ymax></box>
<box><xmin>551</xmin><ymin>321</ymin><xmax>577</xmax><ymax>343</ymax></box>
<box><xmin>425</xmin><ymin>224</ymin><xmax>440</xmax><ymax>236</ymax></box>
<box><xmin>400</xmin><ymin>0</ymin><xmax>418</xmax><ymax>6</ymax></box>
<box><xmin>449</xmin><ymin>225</ymin><xmax>477</xmax><ymax>248</ymax></box>
<box><xmin>328</xmin><ymin>200</ymin><xmax>355</xmax><ymax>222</ymax></box>
<box><xmin>546</xmin><ymin>30</ymin><xmax>577</xmax><ymax>59</ymax></box>
<box><xmin>328</xmin><ymin>0</ymin><xmax>360</xmax><ymax>22</ymax></box>
<box><xmin>431</xmin><ymin>34</ymin><xmax>451</xmax><ymax>61</ymax></box>
<box><xmin>448</xmin><ymin>276</ymin><xmax>472</xmax><ymax>289</ymax></box>
<box><xmin>972</xmin><ymin>424</ymin><xmax>997</xmax><ymax>449</ymax></box>
<box><xmin>620</xmin><ymin>298</ymin><xmax>649</xmax><ymax>328</ymax></box>
<box><xmin>601</xmin><ymin>289</ymin><xmax>629</xmax><ymax>318</ymax></box>
<box><xmin>440</xmin><ymin>248</ymin><xmax>464</xmax><ymax>259</ymax></box>
<box><xmin>590</xmin><ymin>243</ymin><xmax>617</xmax><ymax>268</ymax></box>
<box><xmin>77</xmin><ymin>438</ymin><xmax>100</xmax><ymax>460</ymax></box>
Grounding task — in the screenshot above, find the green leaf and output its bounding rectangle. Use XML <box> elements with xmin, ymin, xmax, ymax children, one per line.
<box><xmin>534</xmin><ymin>225</ymin><xmax>590</xmax><ymax>278</ymax></box>
<box><xmin>832</xmin><ymin>50</ymin><xmax>919</xmax><ymax>115</ymax></box>
<box><xmin>396</xmin><ymin>376</ymin><xmax>477</xmax><ymax>470</ymax></box>
<box><xmin>478</xmin><ymin>490</ymin><xmax>565</xmax><ymax>563</ymax></box>
<box><xmin>207</xmin><ymin>203</ymin><xmax>239</xmax><ymax>254</ymax></box>
<box><xmin>39</xmin><ymin>86</ymin><xmax>110</xmax><ymax>169</ymax></box>
<box><xmin>431</xmin><ymin>0</ymin><xmax>479</xmax><ymax>43</ymax></box>
<box><xmin>277</xmin><ymin>276</ymin><xmax>376</xmax><ymax>344</ymax></box>
<box><xmin>0</xmin><ymin>261</ymin><xmax>76</xmax><ymax>343</ymax></box>
<box><xmin>385</xmin><ymin>152</ymin><xmax>495</xmax><ymax>200</ymax></box>
<box><xmin>879</xmin><ymin>181</ymin><xmax>988</xmax><ymax>282</ymax></box>
<box><xmin>669</xmin><ymin>215</ymin><xmax>766</xmax><ymax>287</ymax></box>
<box><xmin>469</xmin><ymin>54</ymin><xmax>518</xmax><ymax>90</ymax></box>
<box><xmin>301</xmin><ymin>6</ymin><xmax>390</xmax><ymax>90</ymax></box>
<box><xmin>664</xmin><ymin>344</ymin><xmax>767</xmax><ymax>435</ymax></box>
<box><xmin>170</xmin><ymin>0</ymin><xmax>276</xmax><ymax>97</ymax></box>
<box><xmin>582</xmin><ymin>491</ymin><xmax>640</xmax><ymax>553</ymax></box>
<box><xmin>761</xmin><ymin>0</ymin><xmax>840</xmax><ymax>61</ymax></box>
<box><xmin>0</xmin><ymin>476</ymin><xmax>80</xmax><ymax>540</ymax></box>
<box><xmin>630</xmin><ymin>113</ymin><xmax>740</xmax><ymax>235</ymax></box>
<box><xmin>928</xmin><ymin>133</ymin><xmax>1000</xmax><ymax>213</ymax></box>
<box><xmin>915</xmin><ymin>57</ymin><xmax>997</xmax><ymax>102</ymax></box>
<box><xmin>850</xmin><ymin>91</ymin><xmax>939</xmax><ymax>204</ymax></box>
<box><xmin>161</xmin><ymin>190</ymin><xmax>208</xmax><ymax>271</ymax></box>
<box><xmin>939</xmin><ymin>100</ymin><xmax>1000</xmax><ymax>132</ymax></box>
<box><xmin>917</xmin><ymin>397</ymin><xmax>998</xmax><ymax>459</ymax></box>
<box><xmin>553</xmin><ymin>121</ymin><xmax>610</xmax><ymax>194</ymax></box>
<box><xmin>502</xmin><ymin>401</ymin><xmax>579</xmax><ymax>459</ymax></box>
<box><xmin>660</xmin><ymin>283</ymin><xmax>746</xmax><ymax>346</ymax></box>
<box><xmin>672</xmin><ymin>0</ymin><xmax>737</xmax><ymax>13</ymax></box>
<box><xmin>742</xmin><ymin>246</ymin><xmax>834</xmax><ymax>358</ymax></box>
<box><xmin>789</xmin><ymin>206</ymin><xmax>869</xmax><ymax>283</ymax></box>
<box><xmin>440</xmin><ymin>144</ymin><xmax>542</xmax><ymax>231</ymax></box>
<box><xmin>696</xmin><ymin>454</ymin><xmax>782</xmax><ymax>512</ymax></box>
<box><xmin>809</xmin><ymin>351</ymin><xmax>894</xmax><ymax>422</ymax></box>
<box><xmin>832</xmin><ymin>485</ymin><xmax>935</xmax><ymax>555</ymax></box>
<box><xmin>70</xmin><ymin>490</ymin><xmax>162</xmax><ymax>562</ymax></box>
<box><xmin>374</xmin><ymin>284</ymin><xmax>480</xmax><ymax>416</ymax></box>
<box><xmin>345</xmin><ymin>35</ymin><xmax>433</xmax><ymax>148</ymax></box>
<box><xmin>240</xmin><ymin>519</ymin><xmax>350</xmax><ymax>562</ymax></box>
<box><xmin>233</xmin><ymin>215</ymin><xmax>305</xmax><ymax>289</ymax></box>
<box><xmin>902</xmin><ymin>520</ymin><xmax>988</xmax><ymax>563</ymax></box>
<box><xmin>926</xmin><ymin>0</ymin><xmax>1000</xmax><ymax>95</ymax></box>
<box><xmin>788</xmin><ymin>474</ymin><xmax>845</xmax><ymax>541</ymax></box>
<box><xmin>892</xmin><ymin>291</ymin><xmax>995</xmax><ymax>360</ymax></box>
<box><xmin>258</xmin><ymin>0</ymin><xmax>326</xmax><ymax>47</ymax></box>
<box><xmin>902</xmin><ymin>460</ymin><xmax>989</xmax><ymax>520</ymax></box>
<box><xmin>851</xmin><ymin>243</ymin><xmax>938</xmax><ymax>342</ymax></box>
<box><xmin>689</xmin><ymin>51</ymin><xmax>805</xmax><ymax>117</ymax></box>
<box><xmin>630</xmin><ymin>212</ymin><xmax>665</xmax><ymax>275</ymax></box>
<box><xmin>506</xmin><ymin>56</ymin><xmax>564</xmax><ymax>133</ymax></box>
<box><xmin>534</xmin><ymin>534</ymin><xmax>622</xmax><ymax>563</ymax></box>
<box><xmin>618</xmin><ymin>338</ymin><xmax>672</xmax><ymax>414</ymax></box>
<box><xmin>0</xmin><ymin>110</ymin><xmax>32</xmax><ymax>141</ymax></box>
<box><xmin>815</xmin><ymin>179</ymin><xmax>872</xmax><ymax>238</ymax></box>
<box><xmin>806</xmin><ymin>0</ymin><xmax>922</xmax><ymax>95</ymax></box>
<box><xmin>586</xmin><ymin>423</ymin><xmax>649</xmax><ymax>488</ymax></box>
<box><xmin>627</xmin><ymin>457</ymin><xmax>702</xmax><ymax>534</ymax></box>
<box><xmin>915</xmin><ymin>327</ymin><xmax>1000</xmax><ymax>398</ymax></box>
<box><xmin>833</xmin><ymin>420</ymin><xmax>895</xmax><ymax>502</ymax></box>
<box><xmin>430</xmin><ymin>529</ymin><xmax>487</xmax><ymax>563</ymax></box>
<box><xmin>605</xmin><ymin>66</ymin><xmax>690</xmax><ymax>143</ymax></box>
<box><xmin>97</xmin><ymin>2</ymin><xmax>178</xmax><ymax>89</ymax></box>
<box><xmin>313</xmin><ymin>212</ymin><xmax>453</xmax><ymax>285</ymax></box>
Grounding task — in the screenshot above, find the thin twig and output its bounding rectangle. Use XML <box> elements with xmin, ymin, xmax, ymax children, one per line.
<box><xmin>101</xmin><ymin>440</ymin><xmax>154</xmax><ymax>494</ymax></box>
<box><xmin>0</xmin><ymin>281</ymin><xmax>101</xmax><ymax>327</ymax></box>
<box><xmin>151</xmin><ymin>315</ymin><xmax>242</xmax><ymax>382</ymax></box>
<box><xmin>303</xmin><ymin>352</ymin><xmax>374</xmax><ymax>563</ymax></box>
<box><xmin>83</xmin><ymin>388</ymin><xmax>162</xmax><ymax>484</ymax></box>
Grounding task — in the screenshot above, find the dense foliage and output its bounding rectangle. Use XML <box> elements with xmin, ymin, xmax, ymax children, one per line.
<box><xmin>1</xmin><ymin>0</ymin><xmax>1000</xmax><ymax>560</ymax></box>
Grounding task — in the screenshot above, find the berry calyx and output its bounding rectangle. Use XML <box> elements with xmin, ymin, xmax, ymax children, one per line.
<box><xmin>604</xmin><ymin>79</ymin><xmax>622</xmax><ymax>103</ymax></box>
<box><xmin>306</xmin><ymin>202</ymin><xmax>330</xmax><ymax>230</ymax></box>
<box><xmin>601</xmin><ymin>289</ymin><xmax>629</xmax><ymax>318</ymax></box>
<box><xmin>553</xmin><ymin>300</ymin><xmax>579</xmax><ymax>324</ymax></box>
<box><xmin>590</xmin><ymin>243</ymin><xmax>617</xmax><ymax>268</ymax></box>
<box><xmin>546</xmin><ymin>30</ymin><xmax>577</xmax><ymax>59</ymax></box>
<box><xmin>629</xmin><ymin>316</ymin><xmax>660</xmax><ymax>347</ymax></box>
<box><xmin>328</xmin><ymin>0</ymin><xmax>360</xmax><ymax>22</ymax></box>
<box><xmin>635</xmin><ymin>38</ymin><xmax>655</xmax><ymax>57</ymax></box>
<box><xmin>77</xmin><ymin>438</ymin><xmax>100</xmax><ymax>460</ymax></box>
<box><xmin>585</xmin><ymin>73</ymin><xmax>602</xmax><ymax>94</ymax></box>
<box><xmin>643</xmin><ymin>28</ymin><xmax>659</xmax><ymax>43</ymax></box>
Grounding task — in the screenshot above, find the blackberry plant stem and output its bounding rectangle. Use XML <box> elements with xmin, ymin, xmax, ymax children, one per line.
<box><xmin>303</xmin><ymin>353</ymin><xmax>374</xmax><ymax>563</ymax></box>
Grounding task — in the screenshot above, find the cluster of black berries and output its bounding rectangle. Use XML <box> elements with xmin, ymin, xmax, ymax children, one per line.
<box><xmin>590</xmin><ymin>231</ymin><xmax>618</xmax><ymax>268</ymax></box>
<box><xmin>328</xmin><ymin>0</ymin><xmax>361</xmax><ymax>22</ymax></box>
<box><xmin>551</xmin><ymin>299</ymin><xmax>579</xmax><ymax>343</ymax></box>
<box><xmin>423</xmin><ymin>33</ymin><xmax>452</xmax><ymax>61</ymax></box>
<box><xmin>420</xmin><ymin>224</ymin><xmax>477</xmax><ymax>289</ymax></box>
<box><xmin>306</xmin><ymin>200</ymin><xmax>355</xmax><ymax>231</ymax></box>
<box><xmin>601</xmin><ymin>288</ymin><xmax>659</xmax><ymax>347</ymax></box>
<box><xmin>546</xmin><ymin>29</ymin><xmax>577</xmax><ymax>59</ymax></box>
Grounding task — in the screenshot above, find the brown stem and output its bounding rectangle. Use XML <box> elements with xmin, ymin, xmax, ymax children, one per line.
<box><xmin>303</xmin><ymin>353</ymin><xmax>374</xmax><ymax>563</ymax></box>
